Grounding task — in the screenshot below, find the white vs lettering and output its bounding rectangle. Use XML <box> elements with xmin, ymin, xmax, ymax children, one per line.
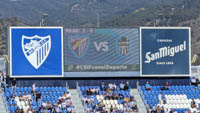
<box><xmin>94</xmin><ymin>42</ymin><xmax>109</xmax><ymax>52</ymax></box>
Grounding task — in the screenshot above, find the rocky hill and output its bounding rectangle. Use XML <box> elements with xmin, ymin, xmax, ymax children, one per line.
<box><xmin>0</xmin><ymin>0</ymin><xmax>184</xmax><ymax>26</ymax></box>
<box><xmin>0</xmin><ymin>17</ymin><xmax>25</xmax><ymax>55</ymax></box>
<box><xmin>1</xmin><ymin>0</ymin><xmax>200</xmax><ymax>65</ymax></box>
<box><xmin>102</xmin><ymin>0</ymin><xmax>200</xmax><ymax>64</ymax></box>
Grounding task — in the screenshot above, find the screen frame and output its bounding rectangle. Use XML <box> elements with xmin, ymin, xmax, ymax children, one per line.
<box><xmin>9</xmin><ymin>26</ymin><xmax>64</xmax><ymax>78</ymax></box>
<box><xmin>140</xmin><ymin>27</ymin><xmax>191</xmax><ymax>77</ymax></box>
<box><xmin>63</xmin><ymin>27</ymin><xmax>140</xmax><ymax>77</ymax></box>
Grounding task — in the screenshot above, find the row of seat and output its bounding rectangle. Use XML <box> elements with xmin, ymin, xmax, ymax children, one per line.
<box><xmin>96</xmin><ymin>95</ymin><xmax>127</xmax><ymax>101</ymax></box>
<box><xmin>168</xmin><ymin>109</ymin><xmax>190</xmax><ymax>113</ymax></box>
<box><xmin>85</xmin><ymin>103</ymin><xmax>124</xmax><ymax>110</ymax></box>
<box><xmin>101</xmin><ymin>100</ymin><xmax>118</xmax><ymax>105</ymax></box>
<box><xmin>144</xmin><ymin>94</ymin><xmax>200</xmax><ymax>100</ymax></box>
<box><xmin>166</xmin><ymin>99</ymin><xmax>193</xmax><ymax>104</ymax></box>
<box><xmin>82</xmin><ymin>95</ymin><xmax>127</xmax><ymax>105</ymax></box>
<box><xmin>140</xmin><ymin>86</ymin><xmax>198</xmax><ymax>91</ymax></box>
<box><xmin>6</xmin><ymin>87</ymin><xmax>67</xmax><ymax>92</ymax></box>
<box><xmin>8</xmin><ymin>105</ymin><xmax>74</xmax><ymax>113</ymax></box>
<box><xmin>80</xmin><ymin>86</ymin><xmax>130</xmax><ymax>91</ymax></box>
<box><xmin>142</xmin><ymin>90</ymin><xmax>200</xmax><ymax>95</ymax></box>
<box><xmin>140</xmin><ymin>85</ymin><xmax>200</xmax><ymax>113</ymax></box>
<box><xmin>163</xmin><ymin>103</ymin><xmax>198</xmax><ymax>109</ymax></box>
<box><xmin>165</xmin><ymin>94</ymin><xmax>187</xmax><ymax>99</ymax></box>
<box><xmin>146</xmin><ymin>98</ymin><xmax>199</xmax><ymax>105</ymax></box>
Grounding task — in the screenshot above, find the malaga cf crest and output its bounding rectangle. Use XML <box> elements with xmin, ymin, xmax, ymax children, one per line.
<box><xmin>117</xmin><ymin>37</ymin><xmax>129</xmax><ymax>56</ymax></box>
<box><xmin>22</xmin><ymin>35</ymin><xmax>51</xmax><ymax>69</ymax></box>
<box><xmin>69</xmin><ymin>36</ymin><xmax>89</xmax><ymax>57</ymax></box>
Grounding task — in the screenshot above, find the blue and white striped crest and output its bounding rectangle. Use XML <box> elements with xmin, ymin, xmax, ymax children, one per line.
<box><xmin>69</xmin><ymin>37</ymin><xmax>89</xmax><ymax>57</ymax></box>
<box><xmin>22</xmin><ymin>35</ymin><xmax>51</xmax><ymax>69</ymax></box>
<box><xmin>117</xmin><ymin>37</ymin><xmax>129</xmax><ymax>56</ymax></box>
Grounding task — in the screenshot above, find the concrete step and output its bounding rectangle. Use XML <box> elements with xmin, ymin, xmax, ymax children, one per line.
<box><xmin>131</xmin><ymin>89</ymin><xmax>147</xmax><ymax>113</ymax></box>
<box><xmin>72</xmin><ymin>99</ymin><xmax>82</xmax><ymax>102</ymax></box>
<box><xmin>76</xmin><ymin>106</ymin><xmax>85</xmax><ymax>109</ymax></box>
<box><xmin>78</xmin><ymin>111</ymin><xmax>85</xmax><ymax>113</ymax></box>
<box><xmin>72</xmin><ymin>96</ymin><xmax>81</xmax><ymax>99</ymax></box>
<box><xmin>136</xmin><ymin>100</ymin><xmax>144</xmax><ymax>103</ymax></box>
<box><xmin>137</xmin><ymin>104</ymin><xmax>145</xmax><ymax>108</ymax></box>
<box><xmin>69</xmin><ymin>89</ymin><xmax>86</xmax><ymax>113</ymax></box>
<box><xmin>73</xmin><ymin>102</ymin><xmax>83</xmax><ymax>105</ymax></box>
<box><xmin>0</xmin><ymin>111</ymin><xmax>7</xmax><ymax>113</ymax></box>
<box><xmin>0</xmin><ymin>106</ymin><xmax>5</xmax><ymax>109</ymax></box>
<box><xmin>77</xmin><ymin>110</ymin><xmax>85</xmax><ymax>112</ymax></box>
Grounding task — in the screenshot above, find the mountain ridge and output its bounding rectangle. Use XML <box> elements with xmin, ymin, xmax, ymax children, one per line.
<box><xmin>0</xmin><ymin>0</ymin><xmax>184</xmax><ymax>26</ymax></box>
<box><xmin>1</xmin><ymin>0</ymin><xmax>200</xmax><ymax>65</ymax></box>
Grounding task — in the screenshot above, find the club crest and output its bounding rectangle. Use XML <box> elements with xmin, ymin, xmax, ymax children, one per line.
<box><xmin>22</xmin><ymin>35</ymin><xmax>51</xmax><ymax>69</ymax></box>
<box><xmin>69</xmin><ymin>36</ymin><xmax>89</xmax><ymax>57</ymax></box>
<box><xmin>117</xmin><ymin>36</ymin><xmax>129</xmax><ymax>56</ymax></box>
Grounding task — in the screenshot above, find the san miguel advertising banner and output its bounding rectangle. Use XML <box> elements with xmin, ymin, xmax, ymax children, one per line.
<box><xmin>64</xmin><ymin>28</ymin><xmax>139</xmax><ymax>72</ymax></box>
<box><xmin>140</xmin><ymin>27</ymin><xmax>191</xmax><ymax>76</ymax></box>
<box><xmin>10</xmin><ymin>27</ymin><xmax>63</xmax><ymax>77</ymax></box>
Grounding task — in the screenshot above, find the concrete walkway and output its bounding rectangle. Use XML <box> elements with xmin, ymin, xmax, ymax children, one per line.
<box><xmin>130</xmin><ymin>89</ymin><xmax>147</xmax><ymax>113</ymax></box>
<box><xmin>69</xmin><ymin>89</ymin><xmax>86</xmax><ymax>113</ymax></box>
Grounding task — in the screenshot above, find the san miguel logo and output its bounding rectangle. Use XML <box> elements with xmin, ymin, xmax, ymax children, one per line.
<box><xmin>145</xmin><ymin>41</ymin><xmax>186</xmax><ymax>63</ymax></box>
<box><xmin>117</xmin><ymin>37</ymin><xmax>129</xmax><ymax>56</ymax></box>
<box><xmin>22</xmin><ymin>35</ymin><xmax>51</xmax><ymax>69</ymax></box>
<box><xmin>69</xmin><ymin>36</ymin><xmax>89</xmax><ymax>57</ymax></box>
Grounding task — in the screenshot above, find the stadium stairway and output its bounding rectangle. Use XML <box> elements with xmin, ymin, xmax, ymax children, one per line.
<box><xmin>131</xmin><ymin>89</ymin><xmax>147</xmax><ymax>113</ymax></box>
<box><xmin>0</xmin><ymin>91</ymin><xmax>7</xmax><ymax>113</ymax></box>
<box><xmin>69</xmin><ymin>89</ymin><xmax>86</xmax><ymax>113</ymax></box>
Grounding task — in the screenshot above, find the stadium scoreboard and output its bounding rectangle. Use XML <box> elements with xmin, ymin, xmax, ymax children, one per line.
<box><xmin>9</xmin><ymin>27</ymin><xmax>63</xmax><ymax>78</ymax></box>
<box><xmin>140</xmin><ymin>27</ymin><xmax>190</xmax><ymax>76</ymax></box>
<box><xmin>8</xmin><ymin>27</ymin><xmax>190</xmax><ymax>78</ymax></box>
<box><xmin>64</xmin><ymin>28</ymin><xmax>139</xmax><ymax>72</ymax></box>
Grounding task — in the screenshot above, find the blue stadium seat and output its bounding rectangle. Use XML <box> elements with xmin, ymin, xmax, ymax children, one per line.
<box><xmin>16</xmin><ymin>87</ymin><xmax>20</xmax><ymax>92</ymax></box>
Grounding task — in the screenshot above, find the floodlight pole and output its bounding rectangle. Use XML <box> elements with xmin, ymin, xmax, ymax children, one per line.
<box><xmin>40</xmin><ymin>13</ymin><xmax>48</xmax><ymax>26</ymax></box>
<box><xmin>97</xmin><ymin>13</ymin><xmax>100</xmax><ymax>27</ymax></box>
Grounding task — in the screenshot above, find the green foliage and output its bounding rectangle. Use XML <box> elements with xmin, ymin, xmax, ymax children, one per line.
<box><xmin>103</xmin><ymin>0</ymin><xmax>200</xmax><ymax>27</ymax></box>
<box><xmin>0</xmin><ymin>0</ymin><xmax>185</xmax><ymax>27</ymax></box>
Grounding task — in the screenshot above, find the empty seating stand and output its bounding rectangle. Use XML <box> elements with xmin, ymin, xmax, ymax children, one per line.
<box><xmin>139</xmin><ymin>85</ymin><xmax>200</xmax><ymax>113</ymax></box>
